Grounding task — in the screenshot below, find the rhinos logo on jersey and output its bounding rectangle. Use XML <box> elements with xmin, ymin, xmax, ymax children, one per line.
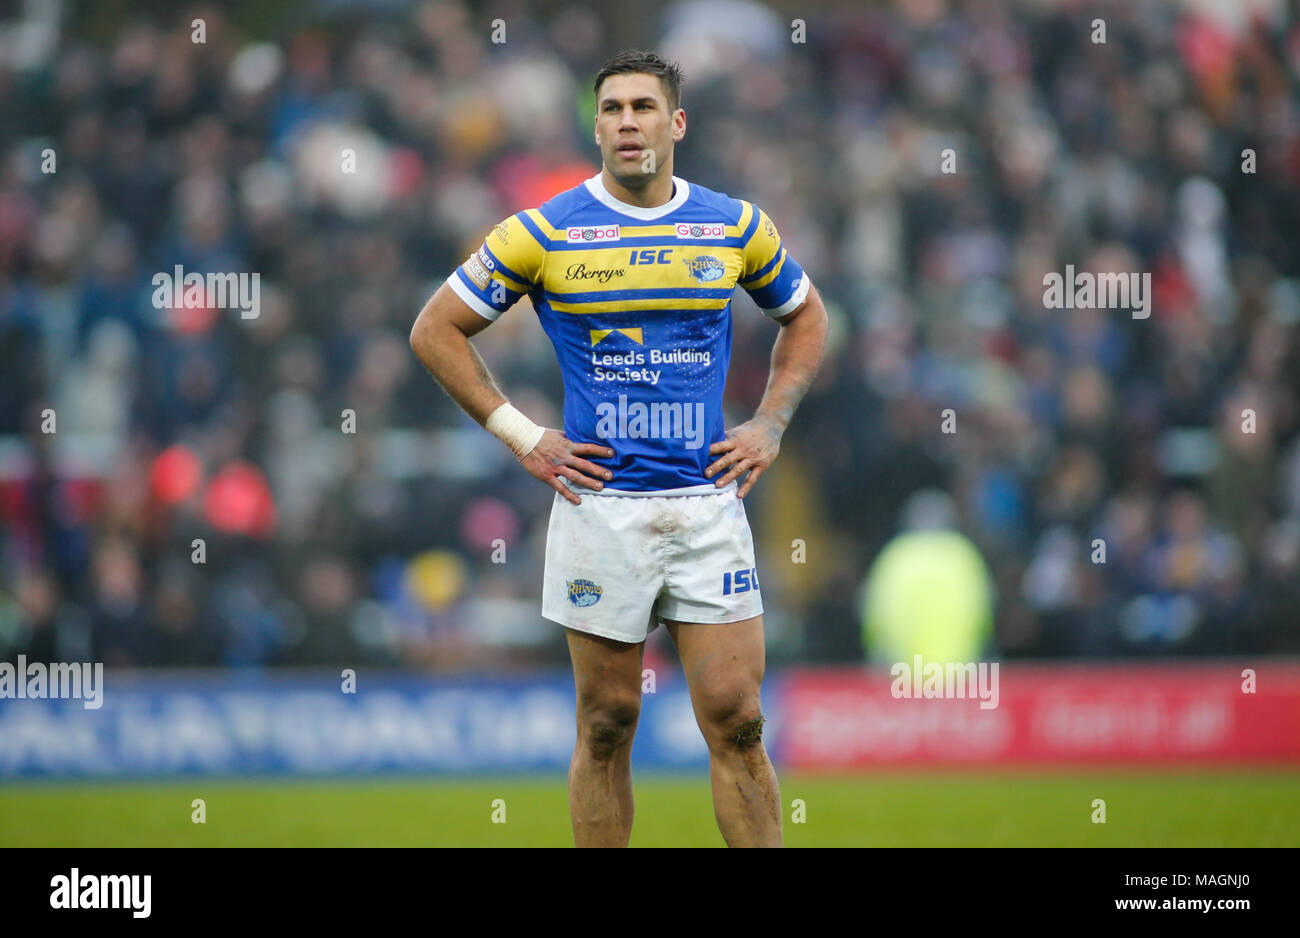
<box><xmin>683</xmin><ymin>255</ymin><xmax>725</xmax><ymax>283</ymax></box>
<box><xmin>567</xmin><ymin>578</ymin><xmax>603</xmax><ymax>607</ymax></box>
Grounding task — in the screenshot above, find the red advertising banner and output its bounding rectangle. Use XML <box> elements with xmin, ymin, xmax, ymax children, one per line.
<box><xmin>779</xmin><ymin>662</ymin><xmax>1300</xmax><ymax>768</ymax></box>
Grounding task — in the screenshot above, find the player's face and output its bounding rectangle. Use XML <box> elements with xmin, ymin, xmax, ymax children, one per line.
<box><xmin>594</xmin><ymin>73</ymin><xmax>685</xmax><ymax>186</ymax></box>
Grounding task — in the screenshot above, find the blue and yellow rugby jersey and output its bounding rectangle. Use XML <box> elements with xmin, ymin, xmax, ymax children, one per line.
<box><xmin>446</xmin><ymin>173</ymin><xmax>810</xmax><ymax>495</ymax></box>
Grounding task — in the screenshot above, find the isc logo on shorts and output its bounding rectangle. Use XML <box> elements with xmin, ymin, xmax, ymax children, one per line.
<box><xmin>567</xmin><ymin>578</ymin><xmax>603</xmax><ymax>607</ymax></box>
<box><xmin>567</xmin><ymin>225</ymin><xmax>620</xmax><ymax>243</ymax></box>
<box><xmin>675</xmin><ymin>222</ymin><xmax>726</xmax><ymax>240</ymax></box>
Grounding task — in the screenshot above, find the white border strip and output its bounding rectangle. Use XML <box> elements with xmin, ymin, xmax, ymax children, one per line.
<box><xmin>562</xmin><ymin>477</ymin><xmax>737</xmax><ymax>497</ymax></box>
<box><xmin>583</xmin><ymin>173</ymin><xmax>691</xmax><ymax>220</ymax></box>
<box><xmin>447</xmin><ymin>273</ymin><xmax>503</xmax><ymax>322</ymax></box>
<box><xmin>762</xmin><ymin>274</ymin><xmax>811</xmax><ymax>318</ymax></box>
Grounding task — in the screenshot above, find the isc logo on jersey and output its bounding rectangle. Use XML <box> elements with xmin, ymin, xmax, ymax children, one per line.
<box><xmin>675</xmin><ymin>222</ymin><xmax>726</xmax><ymax>240</ymax></box>
<box><xmin>567</xmin><ymin>224</ymin><xmax>621</xmax><ymax>243</ymax></box>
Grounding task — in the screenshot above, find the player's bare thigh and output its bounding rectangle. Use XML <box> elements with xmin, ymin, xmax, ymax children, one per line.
<box><xmin>564</xmin><ymin>626</ymin><xmax>645</xmax><ymax>720</ymax></box>
<box><xmin>662</xmin><ymin>615</ymin><xmax>766</xmax><ymax>744</ymax></box>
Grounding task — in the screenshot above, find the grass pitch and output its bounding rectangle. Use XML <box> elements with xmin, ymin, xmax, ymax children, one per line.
<box><xmin>2</xmin><ymin>770</ymin><xmax>1297</xmax><ymax>847</ymax></box>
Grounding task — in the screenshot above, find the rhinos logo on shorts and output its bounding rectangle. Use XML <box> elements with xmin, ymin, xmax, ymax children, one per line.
<box><xmin>567</xmin><ymin>578</ymin><xmax>603</xmax><ymax>607</ymax></box>
<box><xmin>446</xmin><ymin>173</ymin><xmax>811</xmax><ymax>494</ymax></box>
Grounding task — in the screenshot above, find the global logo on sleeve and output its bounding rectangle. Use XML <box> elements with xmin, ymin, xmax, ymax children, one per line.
<box><xmin>567</xmin><ymin>224</ymin><xmax>621</xmax><ymax>243</ymax></box>
<box><xmin>683</xmin><ymin>255</ymin><xmax>725</xmax><ymax>282</ymax></box>
<box><xmin>567</xmin><ymin>578</ymin><xmax>603</xmax><ymax>607</ymax></box>
<box><xmin>675</xmin><ymin>222</ymin><xmax>726</xmax><ymax>240</ymax></box>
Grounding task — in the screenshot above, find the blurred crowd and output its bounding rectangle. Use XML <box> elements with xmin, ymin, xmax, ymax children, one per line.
<box><xmin>1</xmin><ymin>0</ymin><xmax>1298</xmax><ymax>671</ymax></box>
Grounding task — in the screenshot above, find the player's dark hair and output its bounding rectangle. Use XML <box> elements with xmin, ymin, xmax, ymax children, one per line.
<box><xmin>593</xmin><ymin>50</ymin><xmax>684</xmax><ymax>113</ymax></box>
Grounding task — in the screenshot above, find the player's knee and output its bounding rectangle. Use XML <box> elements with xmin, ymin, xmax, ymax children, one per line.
<box><xmin>727</xmin><ymin>713</ymin><xmax>766</xmax><ymax>749</ymax></box>
<box><xmin>580</xmin><ymin>703</ymin><xmax>639</xmax><ymax>760</ymax></box>
<box><xmin>702</xmin><ymin>697</ymin><xmax>765</xmax><ymax>751</ymax></box>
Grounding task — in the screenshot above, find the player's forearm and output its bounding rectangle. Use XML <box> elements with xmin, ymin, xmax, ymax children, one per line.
<box><xmin>754</xmin><ymin>284</ymin><xmax>829</xmax><ymax>434</ymax></box>
<box><xmin>409</xmin><ymin>315</ymin><xmax>507</xmax><ymax>427</ymax></box>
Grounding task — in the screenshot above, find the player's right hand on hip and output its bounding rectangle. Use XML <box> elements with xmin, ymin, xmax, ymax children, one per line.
<box><xmin>520</xmin><ymin>429</ymin><xmax>614</xmax><ymax>505</ymax></box>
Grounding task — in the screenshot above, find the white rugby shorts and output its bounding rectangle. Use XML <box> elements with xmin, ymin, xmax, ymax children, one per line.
<box><xmin>541</xmin><ymin>480</ymin><xmax>764</xmax><ymax>643</ymax></box>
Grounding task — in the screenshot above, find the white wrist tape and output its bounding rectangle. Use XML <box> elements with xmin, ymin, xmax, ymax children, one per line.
<box><xmin>485</xmin><ymin>401</ymin><xmax>546</xmax><ymax>460</ymax></box>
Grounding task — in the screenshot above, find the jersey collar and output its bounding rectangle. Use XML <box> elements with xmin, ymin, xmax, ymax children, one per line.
<box><xmin>584</xmin><ymin>172</ymin><xmax>690</xmax><ymax>220</ymax></box>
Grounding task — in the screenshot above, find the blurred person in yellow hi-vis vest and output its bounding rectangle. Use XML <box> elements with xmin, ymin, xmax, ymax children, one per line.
<box><xmin>860</xmin><ymin>489</ymin><xmax>995</xmax><ymax>665</ymax></box>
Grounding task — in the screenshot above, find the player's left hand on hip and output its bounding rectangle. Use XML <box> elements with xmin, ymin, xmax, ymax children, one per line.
<box><xmin>705</xmin><ymin>415</ymin><xmax>782</xmax><ymax>498</ymax></box>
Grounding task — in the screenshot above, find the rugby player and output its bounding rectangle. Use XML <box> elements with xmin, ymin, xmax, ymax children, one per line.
<box><xmin>409</xmin><ymin>50</ymin><xmax>828</xmax><ymax>847</ymax></box>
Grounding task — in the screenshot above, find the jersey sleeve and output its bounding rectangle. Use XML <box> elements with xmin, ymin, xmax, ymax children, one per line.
<box><xmin>738</xmin><ymin>202</ymin><xmax>811</xmax><ymax>318</ymax></box>
<box><xmin>445</xmin><ymin>211</ymin><xmax>548</xmax><ymax>322</ymax></box>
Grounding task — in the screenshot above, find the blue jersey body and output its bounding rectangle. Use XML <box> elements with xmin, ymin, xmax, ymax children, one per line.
<box><xmin>448</xmin><ymin>173</ymin><xmax>809</xmax><ymax>494</ymax></box>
